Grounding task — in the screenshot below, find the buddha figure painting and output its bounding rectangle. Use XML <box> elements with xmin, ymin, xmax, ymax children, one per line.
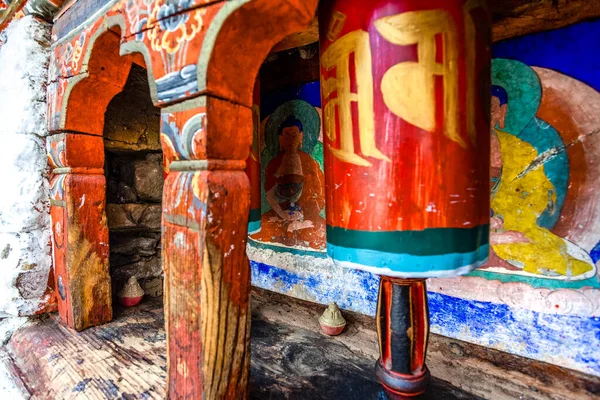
<box><xmin>250</xmin><ymin>82</ymin><xmax>326</xmax><ymax>250</ymax></box>
<box><xmin>477</xmin><ymin>54</ymin><xmax>600</xmax><ymax>288</ymax></box>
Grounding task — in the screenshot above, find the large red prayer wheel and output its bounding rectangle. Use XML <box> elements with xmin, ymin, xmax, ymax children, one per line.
<box><xmin>319</xmin><ymin>0</ymin><xmax>491</xmax><ymax>396</ymax></box>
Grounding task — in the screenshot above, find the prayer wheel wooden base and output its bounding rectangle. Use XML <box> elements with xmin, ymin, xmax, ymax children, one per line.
<box><xmin>376</xmin><ymin>278</ymin><xmax>430</xmax><ymax>398</ymax></box>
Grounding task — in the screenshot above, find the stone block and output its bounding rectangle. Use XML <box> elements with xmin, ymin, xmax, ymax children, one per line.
<box><xmin>110</xmin><ymin>254</ymin><xmax>162</xmax><ymax>282</ymax></box>
<box><xmin>111</xmin><ymin>236</ymin><xmax>159</xmax><ymax>257</ymax></box>
<box><xmin>140</xmin><ymin>277</ymin><xmax>163</xmax><ymax>297</ymax></box>
<box><xmin>133</xmin><ymin>154</ymin><xmax>164</xmax><ymax>202</ymax></box>
<box><xmin>0</xmin><ymin>231</ymin><xmax>52</xmax><ymax>316</ymax></box>
<box><xmin>0</xmin><ymin>17</ymin><xmax>51</xmax><ymax>137</ymax></box>
<box><xmin>16</xmin><ymin>269</ymin><xmax>50</xmax><ymax>300</ymax></box>
<box><xmin>106</xmin><ymin>204</ymin><xmax>161</xmax><ymax>231</ymax></box>
<box><xmin>0</xmin><ymin>134</ymin><xmax>50</xmax><ymax>235</ymax></box>
<box><xmin>0</xmin><ymin>153</ymin><xmax>49</xmax><ymax>233</ymax></box>
<box><xmin>116</xmin><ymin>182</ymin><xmax>138</xmax><ymax>203</ymax></box>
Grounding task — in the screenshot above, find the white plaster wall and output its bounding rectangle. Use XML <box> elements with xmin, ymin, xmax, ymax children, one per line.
<box><xmin>0</xmin><ymin>16</ymin><xmax>53</xmax><ymax>317</ymax></box>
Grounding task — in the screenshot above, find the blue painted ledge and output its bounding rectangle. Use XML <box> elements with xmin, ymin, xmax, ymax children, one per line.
<box><xmin>250</xmin><ymin>260</ymin><xmax>600</xmax><ymax>377</ymax></box>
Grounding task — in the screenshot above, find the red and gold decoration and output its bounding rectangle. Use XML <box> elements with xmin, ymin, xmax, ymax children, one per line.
<box><xmin>319</xmin><ymin>0</ymin><xmax>491</xmax><ymax>396</ymax></box>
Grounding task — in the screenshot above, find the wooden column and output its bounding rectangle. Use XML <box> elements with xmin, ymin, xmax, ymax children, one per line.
<box><xmin>161</xmin><ymin>98</ymin><xmax>252</xmax><ymax>399</ymax></box>
<box><xmin>151</xmin><ymin>1</ymin><xmax>319</xmax><ymax>397</ymax></box>
<box><xmin>47</xmin><ymin>133</ymin><xmax>111</xmax><ymax>331</ymax></box>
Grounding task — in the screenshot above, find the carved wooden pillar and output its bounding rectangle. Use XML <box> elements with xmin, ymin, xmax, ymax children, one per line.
<box><xmin>319</xmin><ymin>0</ymin><xmax>491</xmax><ymax>396</ymax></box>
<box><xmin>45</xmin><ymin>26</ymin><xmax>134</xmax><ymax>331</ymax></box>
<box><xmin>161</xmin><ymin>98</ymin><xmax>253</xmax><ymax>398</ymax></box>
<box><xmin>47</xmin><ymin>133</ymin><xmax>111</xmax><ymax>331</ymax></box>
<box><xmin>152</xmin><ymin>1</ymin><xmax>318</xmax><ymax>397</ymax></box>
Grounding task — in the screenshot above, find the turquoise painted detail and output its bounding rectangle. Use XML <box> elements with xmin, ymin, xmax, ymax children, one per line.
<box><xmin>327</xmin><ymin>243</ymin><xmax>489</xmax><ymax>273</ymax></box>
<box><xmin>492</xmin><ymin>59</ymin><xmax>541</xmax><ymax>135</ymax></box>
<box><xmin>248</xmin><ymin>237</ymin><xmax>328</xmax><ymax>258</ymax></box>
<box><xmin>521</xmin><ymin>118</ymin><xmax>568</xmax><ymax>229</ymax></box>
<box><xmin>311</xmin><ymin>142</ymin><xmax>327</xmax><ymax>220</ymax></box>
<box><xmin>248</xmin><ymin>220</ymin><xmax>261</xmax><ymax>234</ymax></box>
<box><xmin>264</xmin><ymin>99</ymin><xmax>321</xmax><ymax>156</ymax></box>
<box><xmin>249</xmin><ymin>208</ymin><xmax>261</xmax><ymax>222</ymax></box>
<box><xmin>327</xmin><ymin>225</ymin><xmax>488</xmax><ymax>256</ymax></box>
<box><xmin>469</xmin><ymin>269</ymin><xmax>600</xmax><ymax>289</ymax></box>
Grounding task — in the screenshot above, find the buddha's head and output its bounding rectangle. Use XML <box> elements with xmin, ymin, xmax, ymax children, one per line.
<box><xmin>491</xmin><ymin>85</ymin><xmax>508</xmax><ymax>130</ymax></box>
<box><xmin>279</xmin><ymin>117</ymin><xmax>304</xmax><ymax>153</ymax></box>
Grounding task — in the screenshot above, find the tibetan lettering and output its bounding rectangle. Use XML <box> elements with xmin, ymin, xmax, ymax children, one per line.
<box><xmin>321</xmin><ymin>29</ymin><xmax>391</xmax><ymax>167</ymax></box>
<box><xmin>375</xmin><ymin>10</ymin><xmax>464</xmax><ymax>147</ymax></box>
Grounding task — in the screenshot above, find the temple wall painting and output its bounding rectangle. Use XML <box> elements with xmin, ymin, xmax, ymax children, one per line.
<box><xmin>249</xmin><ymin>81</ymin><xmax>326</xmax><ymax>251</ymax></box>
<box><xmin>248</xmin><ymin>19</ymin><xmax>600</xmax><ymax>376</ymax></box>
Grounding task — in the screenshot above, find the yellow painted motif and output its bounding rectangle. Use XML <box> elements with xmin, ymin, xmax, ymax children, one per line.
<box><xmin>491</xmin><ymin>130</ymin><xmax>592</xmax><ymax>277</ymax></box>
<box><xmin>375</xmin><ymin>10</ymin><xmax>463</xmax><ymax>147</ymax></box>
<box><xmin>322</xmin><ymin>30</ymin><xmax>390</xmax><ymax>167</ymax></box>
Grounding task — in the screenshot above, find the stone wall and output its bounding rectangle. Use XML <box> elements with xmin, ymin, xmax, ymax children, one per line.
<box><xmin>0</xmin><ymin>16</ymin><xmax>54</xmax><ymax>318</ymax></box>
<box><xmin>103</xmin><ymin>65</ymin><xmax>163</xmax><ymax>298</ymax></box>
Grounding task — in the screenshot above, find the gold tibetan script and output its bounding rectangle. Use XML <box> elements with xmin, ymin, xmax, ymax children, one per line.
<box><xmin>323</xmin><ymin>8</ymin><xmax>480</xmax><ymax>166</ymax></box>
<box><xmin>322</xmin><ymin>30</ymin><xmax>391</xmax><ymax>167</ymax></box>
<box><xmin>375</xmin><ymin>10</ymin><xmax>464</xmax><ymax>148</ymax></box>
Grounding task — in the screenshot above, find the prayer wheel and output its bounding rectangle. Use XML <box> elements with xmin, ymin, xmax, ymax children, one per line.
<box><xmin>319</xmin><ymin>0</ymin><xmax>491</xmax><ymax>396</ymax></box>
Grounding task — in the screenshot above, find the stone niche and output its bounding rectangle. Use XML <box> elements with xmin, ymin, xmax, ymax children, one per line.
<box><xmin>103</xmin><ymin>64</ymin><xmax>163</xmax><ymax>299</ymax></box>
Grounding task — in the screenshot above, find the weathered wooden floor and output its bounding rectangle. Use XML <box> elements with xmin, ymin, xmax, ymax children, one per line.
<box><xmin>4</xmin><ymin>290</ymin><xmax>475</xmax><ymax>400</ymax></box>
<box><xmin>4</xmin><ymin>289</ymin><xmax>599</xmax><ymax>399</ymax></box>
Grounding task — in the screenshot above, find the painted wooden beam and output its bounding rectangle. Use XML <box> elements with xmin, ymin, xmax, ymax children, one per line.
<box><xmin>270</xmin><ymin>0</ymin><xmax>600</xmax><ymax>52</ymax></box>
<box><xmin>270</xmin><ymin>16</ymin><xmax>318</xmax><ymax>53</ymax></box>
<box><xmin>491</xmin><ymin>0</ymin><xmax>600</xmax><ymax>42</ymax></box>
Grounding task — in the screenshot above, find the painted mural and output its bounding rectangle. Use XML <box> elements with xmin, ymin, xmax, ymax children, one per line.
<box><xmin>249</xmin><ymin>81</ymin><xmax>326</xmax><ymax>250</ymax></box>
<box><xmin>471</xmin><ymin>20</ymin><xmax>600</xmax><ymax>290</ymax></box>
<box><xmin>248</xmin><ymin>20</ymin><xmax>600</xmax><ymax>377</ymax></box>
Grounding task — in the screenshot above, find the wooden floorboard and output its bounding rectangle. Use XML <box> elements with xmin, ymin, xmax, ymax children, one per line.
<box><xmin>5</xmin><ymin>289</ymin><xmax>598</xmax><ymax>399</ymax></box>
